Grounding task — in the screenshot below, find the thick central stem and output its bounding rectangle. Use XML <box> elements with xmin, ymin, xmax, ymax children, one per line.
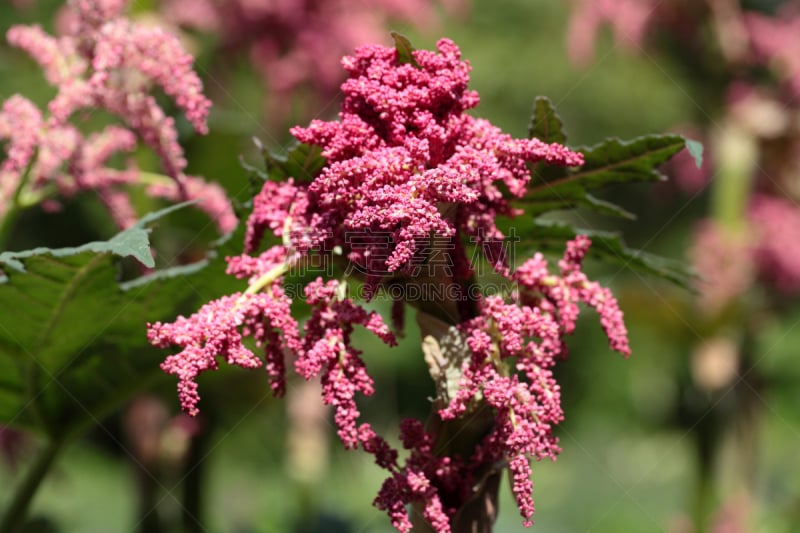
<box><xmin>407</xmin><ymin>235</ymin><xmax>500</xmax><ymax>533</ymax></box>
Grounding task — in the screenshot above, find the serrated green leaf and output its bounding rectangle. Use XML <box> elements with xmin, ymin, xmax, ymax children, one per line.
<box><xmin>525</xmin><ymin>220</ymin><xmax>694</xmax><ymax>289</ymax></box>
<box><xmin>528</xmin><ymin>96</ymin><xmax>567</xmax><ymax>145</ymax></box>
<box><xmin>524</xmin><ymin>134</ymin><xmax>688</xmax><ymax>218</ymax></box>
<box><xmin>391</xmin><ymin>31</ymin><xmax>420</xmax><ymax>67</ymax></box>
<box><xmin>0</xmin><ymin>207</ymin><xmax>244</xmax><ymax>438</ymax></box>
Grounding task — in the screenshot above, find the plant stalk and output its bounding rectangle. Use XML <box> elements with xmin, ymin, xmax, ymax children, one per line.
<box><xmin>0</xmin><ymin>438</ymin><xmax>64</xmax><ymax>533</ymax></box>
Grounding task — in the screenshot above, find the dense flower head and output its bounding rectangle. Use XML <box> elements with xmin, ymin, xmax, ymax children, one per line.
<box><xmin>420</xmin><ymin>236</ymin><xmax>629</xmax><ymax>526</ymax></box>
<box><xmin>245</xmin><ymin>178</ymin><xmax>312</xmax><ymax>254</ymax></box>
<box><xmin>0</xmin><ymin>0</ymin><xmax>233</xmax><ymax>232</ymax></box>
<box><xmin>289</xmin><ymin>39</ymin><xmax>583</xmax><ymax>287</ymax></box>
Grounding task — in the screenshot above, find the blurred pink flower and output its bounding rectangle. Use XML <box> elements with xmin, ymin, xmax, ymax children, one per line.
<box><xmin>749</xmin><ymin>194</ymin><xmax>800</xmax><ymax>294</ymax></box>
<box><xmin>566</xmin><ymin>0</ymin><xmax>658</xmax><ymax>65</ymax></box>
<box><xmin>1</xmin><ymin>0</ymin><xmax>235</xmax><ymax>232</ymax></box>
<box><xmin>745</xmin><ymin>7</ymin><xmax>800</xmax><ymax>100</ymax></box>
<box><xmin>691</xmin><ymin>193</ymin><xmax>800</xmax><ymax>312</ymax></box>
<box><xmin>161</xmin><ymin>0</ymin><xmax>467</xmax><ymax>126</ymax></box>
<box><xmin>690</xmin><ymin>220</ymin><xmax>755</xmax><ymax>314</ymax></box>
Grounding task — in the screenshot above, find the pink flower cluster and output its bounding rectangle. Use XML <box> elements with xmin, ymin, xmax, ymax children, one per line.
<box><xmin>148</xmin><ymin>285</ymin><xmax>300</xmax><ymax>416</ymax></box>
<box><xmin>160</xmin><ymin>0</ymin><xmax>466</xmax><ymax>126</ymax></box>
<box><xmin>297</xmin><ymin>278</ymin><xmax>396</xmax><ymax>447</ymax></box>
<box><xmin>360</xmin><ymin>236</ymin><xmax>630</xmax><ymax>530</ymax></box>
<box><xmin>514</xmin><ymin>235</ymin><xmax>631</xmax><ymax>356</ymax></box>
<box><xmin>366</xmin><ymin>419</ymin><xmax>461</xmax><ymax>532</ymax></box>
<box><xmin>0</xmin><ymin>0</ymin><xmax>235</xmax><ymax>232</ymax></box>
<box><xmin>149</xmin><ymin>40</ymin><xmax>629</xmax><ymax>532</ymax></box>
<box><xmin>434</xmin><ymin>236</ymin><xmax>628</xmax><ymax>526</ymax></box>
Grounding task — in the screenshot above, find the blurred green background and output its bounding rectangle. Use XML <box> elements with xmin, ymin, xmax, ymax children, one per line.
<box><xmin>1</xmin><ymin>0</ymin><xmax>799</xmax><ymax>532</ymax></box>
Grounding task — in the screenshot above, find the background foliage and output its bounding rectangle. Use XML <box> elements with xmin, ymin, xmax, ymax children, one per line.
<box><xmin>0</xmin><ymin>0</ymin><xmax>798</xmax><ymax>532</ymax></box>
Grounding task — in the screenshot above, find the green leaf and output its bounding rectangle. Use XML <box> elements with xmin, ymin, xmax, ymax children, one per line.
<box><xmin>685</xmin><ymin>138</ymin><xmax>704</xmax><ymax>169</ymax></box>
<box><xmin>243</xmin><ymin>140</ymin><xmax>327</xmax><ymax>186</ymax></box>
<box><xmin>268</xmin><ymin>142</ymin><xmax>326</xmax><ymax>182</ymax></box>
<box><xmin>391</xmin><ymin>31</ymin><xmax>420</xmax><ymax>68</ymax></box>
<box><xmin>528</xmin><ymin>96</ymin><xmax>567</xmax><ymax>145</ymax></box>
<box><xmin>524</xmin><ymin>134</ymin><xmax>689</xmax><ymax>218</ymax></box>
<box><xmin>521</xmin><ymin>193</ymin><xmax>636</xmax><ymax>220</ymax></box>
<box><xmin>0</xmin><ymin>227</ymin><xmax>153</xmax><ymax>272</ymax></box>
<box><xmin>525</xmin><ymin>220</ymin><xmax>694</xmax><ymax>289</ymax></box>
<box><xmin>0</xmin><ymin>206</ymin><xmax>243</xmax><ymax>439</ymax></box>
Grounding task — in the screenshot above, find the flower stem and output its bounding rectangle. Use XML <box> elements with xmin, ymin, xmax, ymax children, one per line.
<box><xmin>244</xmin><ymin>263</ymin><xmax>289</xmax><ymax>296</ymax></box>
<box><xmin>137</xmin><ymin>171</ymin><xmax>175</xmax><ymax>188</ymax></box>
<box><xmin>0</xmin><ymin>157</ymin><xmax>39</xmax><ymax>251</ymax></box>
<box><xmin>0</xmin><ymin>208</ymin><xmax>21</xmax><ymax>252</ymax></box>
<box><xmin>0</xmin><ymin>437</ymin><xmax>64</xmax><ymax>533</ymax></box>
<box><xmin>710</xmin><ymin>123</ymin><xmax>756</xmax><ymax>232</ymax></box>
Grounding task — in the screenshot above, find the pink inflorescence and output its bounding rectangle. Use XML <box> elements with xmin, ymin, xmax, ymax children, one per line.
<box><xmin>149</xmin><ymin>39</ymin><xmax>630</xmax><ymax>533</ymax></box>
<box><xmin>515</xmin><ymin>235</ymin><xmax>631</xmax><ymax>356</ymax></box>
<box><xmin>0</xmin><ymin>0</ymin><xmax>234</xmax><ymax>232</ymax></box>
<box><xmin>148</xmin><ymin>285</ymin><xmax>301</xmax><ymax>416</ymax></box>
<box><xmin>297</xmin><ymin>278</ymin><xmax>396</xmax><ymax>448</ymax></box>
<box><xmin>367</xmin><ymin>419</ymin><xmax>461</xmax><ymax>533</ymax></box>
<box><xmin>435</xmin><ymin>236</ymin><xmax>628</xmax><ymax>526</ymax></box>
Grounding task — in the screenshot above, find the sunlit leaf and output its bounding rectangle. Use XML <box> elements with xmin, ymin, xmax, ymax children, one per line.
<box><xmin>0</xmin><ymin>205</ymin><xmax>243</xmax><ymax>438</ymax></box>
